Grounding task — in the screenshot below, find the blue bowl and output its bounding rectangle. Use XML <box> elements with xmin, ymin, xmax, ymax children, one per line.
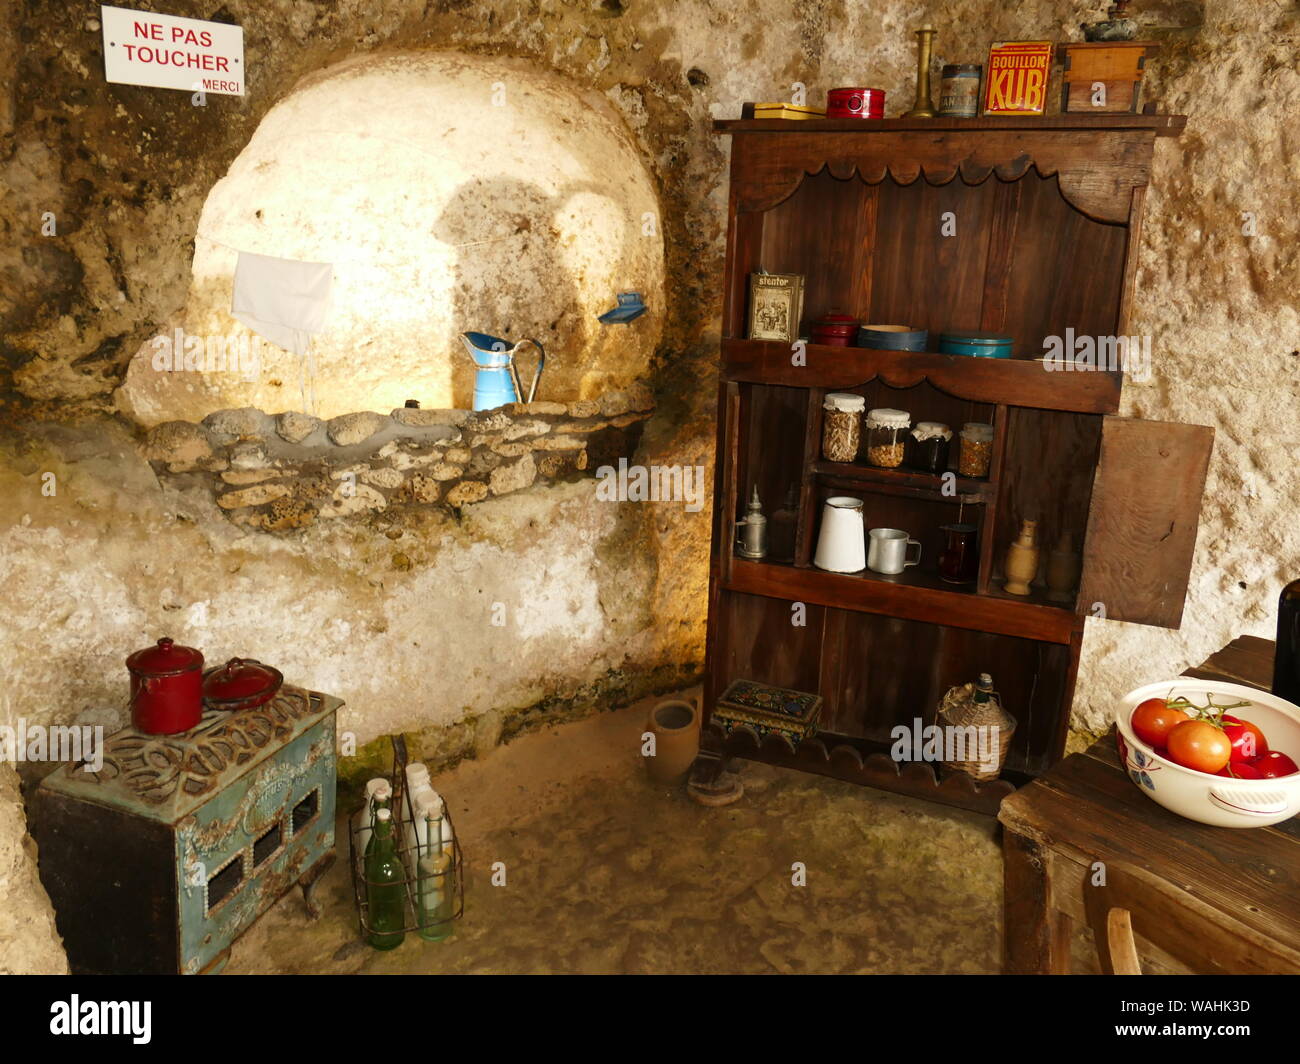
<box><xmin>857</xmin><ymin>324</ymin><xmax>928</xmax><ymax>352</ymax></box>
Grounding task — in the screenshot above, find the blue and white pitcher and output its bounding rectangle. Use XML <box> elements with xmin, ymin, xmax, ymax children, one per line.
<box><xmin>460</xmin><ymin>332</ymin><xmax>546</xmax><ymax>411</ymax></box>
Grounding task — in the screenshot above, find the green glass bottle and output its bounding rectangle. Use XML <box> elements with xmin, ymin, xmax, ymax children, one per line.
<box><xmin>364</xmin><ymin>808</ymin><xmax>406</xmax><ymax>951</ymax></box>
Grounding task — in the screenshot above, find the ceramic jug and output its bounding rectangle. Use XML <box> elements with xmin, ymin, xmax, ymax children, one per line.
<box><xmin>460</xmin><ymin>332</ymin><xmax>546</xmax><ymax>411</ymax></box>
<box><xmin>814</xmin><ymin>497</ymin><xmax>866</xmax><ymax>573</ymax></box>
<box><xmin>1003</xmin><ymin>518</ymin><xmax>1040</xmax><ymax>596</ymax></box>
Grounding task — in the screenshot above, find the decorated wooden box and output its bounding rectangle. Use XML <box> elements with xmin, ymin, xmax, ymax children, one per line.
<box><xmin>31</xmin><ymin>685</ymin><xmax>340</xmax><ymax>974</ymax></box>
<box><xmin>714</xmin><ymin>680</ymin><xmax>822</xmax><ymax>746</ymax></box>
<box><xmin>1059</xmin><ymin>42</ymin><xmax>1156</xmax><ymax>114</ymax></box>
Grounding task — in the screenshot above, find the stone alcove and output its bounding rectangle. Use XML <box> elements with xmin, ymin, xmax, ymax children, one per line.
<box><xmin>117</xmin><ymin>50</ymin><xmax>666</xmax><ymax>425</ymax></box>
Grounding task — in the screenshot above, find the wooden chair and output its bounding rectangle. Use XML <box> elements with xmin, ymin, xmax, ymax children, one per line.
<box><xmin>1099</xmin><ymin>907</ymin><xmax>1142</xmax><ymax>975</ymax></box>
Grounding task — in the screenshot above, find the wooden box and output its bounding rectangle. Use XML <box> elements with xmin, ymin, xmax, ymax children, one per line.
<box><xmin>714</xmin><ymin>680</ymin><xmax>822</xmax><ymax>746</ymax></box>
<box><xmin>30</xmin><ymin>686</ymin><xmax>340</xmax><ymax>974</ymax></box>
<box><xmin>1059</xmin><ymin>42</ymin><xmax>1157</xmax><ymax>114</ymax></box>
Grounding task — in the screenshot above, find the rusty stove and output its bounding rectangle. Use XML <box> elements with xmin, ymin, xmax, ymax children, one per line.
<box><xmin>31</xmin><ymin>685</ymin><xmax>340</xmax><ymax>974</ymax></box>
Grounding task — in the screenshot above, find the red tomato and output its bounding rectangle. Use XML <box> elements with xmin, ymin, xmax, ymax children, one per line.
<box><xmin>1131</xmin><ymin>698</ymin><xmax>1190</xmax><ymax>748</ymax></box>
<box><xmin>1221</xmin><ymin>715</ymin><xmax>1268</xmax><ymax>763</ymax></box>
<box><xmin>1166</xmin><ymin>719</ymin><xmax>1232</xmax><ymax>774</ymax></box>
<box><xmin>1250</xmin><ymin>751</ymin><xmax>1299</xmax><ymax>779</ymax></box>
<box><xmin>1216</xmin><ymin>761</ymin><xmax>1264</xmax><ymax>779</ymax></box>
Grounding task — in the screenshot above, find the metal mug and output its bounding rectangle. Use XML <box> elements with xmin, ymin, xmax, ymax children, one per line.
<box><xmin>867</xmin><ymin>528</ymin><xmax>922</xmax><ymax>575</ymax></box>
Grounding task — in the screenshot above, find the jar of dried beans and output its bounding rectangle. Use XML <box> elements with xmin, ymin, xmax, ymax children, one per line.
<box><xmin>821</xmin><ymin>392</ymin><xmax>865</xmax><ymax>463</ymax></box>
<box><xmin>958</xmin><ymin>422</ymin><xmax>994</xmax><ymax>477</ymax></box>
<box><xmin>864</xmin><ymin>408</ymin><xmax>911</xmax><ymax>468</ymax></box>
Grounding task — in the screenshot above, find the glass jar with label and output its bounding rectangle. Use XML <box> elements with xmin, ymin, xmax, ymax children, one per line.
<box><xmin>958</xmin><ymin>422</ymin><xmax>994</xmax><ymax>477</ymax></box>
<box><xmin>908</xmin><ymin>421</ymin><xmax>952</xmax><ymax>474</ymax></box>
<box><xmin>822</xmin><ymin>392</ymin><xmax>865</xmax><ymax>463</ymax></box>
<box><xmin>864</xmin><ymin>408</ymin><xmax>911</xmax><ymax>468</ymax></box>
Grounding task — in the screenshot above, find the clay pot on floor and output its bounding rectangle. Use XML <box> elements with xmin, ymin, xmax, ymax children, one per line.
<box><xmin>645</xmin><ymin>699</ymin><xmax>700</xmax><ymax>784</ymax></box>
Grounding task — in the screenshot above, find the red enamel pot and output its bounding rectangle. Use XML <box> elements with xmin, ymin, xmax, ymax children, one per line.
<box><xmin>201</xmin><ymin>657</ymin><xmax>284</xmax><ymax>712</ymax></box>
<box><xmin>126</xmin><ymin>637</ymin><xmax>204</xmax><ymax>735</ymax></box>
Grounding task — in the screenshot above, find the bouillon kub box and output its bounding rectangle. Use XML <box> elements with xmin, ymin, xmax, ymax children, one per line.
<box><xmin>983</xmin><ymin>41</ymin><xmax>1053</xmax><ymax>115</ymax></box>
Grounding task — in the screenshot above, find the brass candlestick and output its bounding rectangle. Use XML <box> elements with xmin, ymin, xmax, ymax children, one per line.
<box><xmin>904</xmin><ymin>24</ymin><xmax>937</xmax><ymax>118</ymax></box>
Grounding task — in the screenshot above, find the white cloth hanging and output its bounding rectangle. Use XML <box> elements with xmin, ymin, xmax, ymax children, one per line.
<box><xmin>231</xmin><ymin>251</ymin><xmax>334</xmax><ymax>356</ymax></box>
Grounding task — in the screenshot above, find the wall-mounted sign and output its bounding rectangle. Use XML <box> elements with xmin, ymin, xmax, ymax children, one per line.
<box><xmin>101</xmin><ymin>5</ymin><xmax>244</xmax><ymax>96</ymax></box>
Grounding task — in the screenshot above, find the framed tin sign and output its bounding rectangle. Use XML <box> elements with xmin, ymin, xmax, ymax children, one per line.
<box><xmin>982</xmin><ymin>40</ymin><xmax>1052</xmax><ymax>116</ymax></box>
<box><xmin>747</xmin><ymin>272</ymin><xmax>805</xmax><ymax>343</ymax></box>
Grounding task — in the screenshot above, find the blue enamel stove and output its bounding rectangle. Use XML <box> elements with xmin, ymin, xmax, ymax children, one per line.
<box><xmin>32</xmin><ymin>685</ymin><xmax>340</xmax><ymax>974</ymax></box>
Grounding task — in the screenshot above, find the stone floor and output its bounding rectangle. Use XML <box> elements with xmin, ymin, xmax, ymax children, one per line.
<box><xmin>230</xmin><ymin>686</ymin><xmax>1013</xmax><ymax>974</ymax></box>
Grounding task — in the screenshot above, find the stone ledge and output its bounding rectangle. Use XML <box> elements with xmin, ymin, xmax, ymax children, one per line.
<box><xmin>141</xmin><ymin>393</ymin><xmax>654</xmax><ymax>533</ymax></box>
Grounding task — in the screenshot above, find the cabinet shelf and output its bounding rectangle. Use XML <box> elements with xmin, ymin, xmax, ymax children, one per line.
<box><xmin>722</xmin><ymin>338</ymin><xmax>1122</xmax><ymax>414</ymax></box>
<box><xmin>725</xmin><ymin>557</ymin><xmax>1077</xmax><ymax>644</ymax></box>
<box><xmin>811</xmin><ymin>460</ymin><xmax>991</xmax><ymax>503</ymax></box>
<box><xmin>704</xmin><ymin>723</ymin><xmax>1023</xmax><ymax>816</ymax></box>
<box><xmin>714</xmin><ymin>114</ymin><xmax>1188</xmax><ymax>136</ymax></box>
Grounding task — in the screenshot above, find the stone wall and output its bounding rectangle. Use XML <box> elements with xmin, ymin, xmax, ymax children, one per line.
<box><xmin>142</xmin><ymin>389</ymin><xmax>652</xmax><ymax>532</ymax></box>
<box><xmin>2</xmin><ymin>0</ymin><xmax>1300</xmax><ymax>973</ymax></box>
<box><xmin>0</xmin><ymin>764</ymin><xmax>67</xmax><ymax>974</ymax></box>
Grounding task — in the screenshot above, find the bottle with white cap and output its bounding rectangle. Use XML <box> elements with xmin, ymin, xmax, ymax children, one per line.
<box><xmin>364</xmin><ymin>808</ymin><xmax>406</xmax><ymax>951</ymax></box>
<box><xmin>416</xmin><ymin>808</ymin><xmax>454</xmax><ymax>942</ymax></box>
<box><xmin>353</xmin><ymin>777</ymin><xmax>391</xmax><ymax>856</ymax></box>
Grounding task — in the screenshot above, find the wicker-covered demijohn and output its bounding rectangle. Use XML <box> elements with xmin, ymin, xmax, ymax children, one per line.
<box><xmin>938</xmin><ymin>675</ymin><xmax>1017</xmax><ymax>781</ymax></box>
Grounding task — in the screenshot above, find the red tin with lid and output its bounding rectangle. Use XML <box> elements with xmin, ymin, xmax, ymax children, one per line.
<box><xmin>811</xmin><ymin>311</ymin><xmax>861</xmax><ymax>347</ymax></box>
<box><xmin>826</xmin><ymin>87</ymin><xmax>885</xmax><ymax>119</ymax></box>
<box><xmin>126</xmin><ymin>637</ymin><xmax>204</xmax><ymax>735</ymax></box>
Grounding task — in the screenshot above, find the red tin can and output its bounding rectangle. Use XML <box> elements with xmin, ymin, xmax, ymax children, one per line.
<box><xmin>811</xmin><ymin>311</ymin><xmax>861</xmax><ymax>347</ymax></box>
<box><xmin>826</xmin><ymin>87</ymin><xmax>885</xmax><ymax>119</ymax></box>
<box><xmin>126</xmin><ymin>637</ymin><xmax>204</xmax><ymax>735</ymax></box>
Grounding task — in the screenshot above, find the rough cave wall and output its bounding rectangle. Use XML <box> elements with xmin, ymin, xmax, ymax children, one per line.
<box><xmin>1</xmin><ymin>0</ymin><xmax>1298</xmax><ymax>970</ymax></box>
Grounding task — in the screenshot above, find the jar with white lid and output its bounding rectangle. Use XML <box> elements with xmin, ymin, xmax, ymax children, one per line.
<box><xmin>865</xmin><ymin>408</ymin><xmax>911</xmax><ymax>468</ymax></box>
<box><xmin>908</xmin><ymin>421</ymin><xmax>952</xmax><ymax>474</ymax></box>
<box><xmin>958</xmin><ymin>422</ymin><xmax>994</xmax><ymax>477</ymax></box>
<box><xmin>822</xmin><ymin>392</ymin><xmax>865</xmax><ymax>463</ymax></box>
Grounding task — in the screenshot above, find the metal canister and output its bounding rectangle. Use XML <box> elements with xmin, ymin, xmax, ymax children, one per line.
<box><xmin>938</xmin><ymin>64</ymin><xmax>982</xmax><ymax>118</ymax></box>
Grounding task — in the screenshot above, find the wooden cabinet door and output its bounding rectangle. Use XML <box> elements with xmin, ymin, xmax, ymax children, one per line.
<box><xmin>1077</xmin><ymin>416</ymin><xmax>1214</xmax><ymax>628</ymax></box>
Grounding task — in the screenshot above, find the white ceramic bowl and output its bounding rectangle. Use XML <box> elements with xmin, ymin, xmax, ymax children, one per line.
<box><xmin>1115</xmin><ymin>679</ymin><xmax>1300</xmax><ymax>828</ymax></box>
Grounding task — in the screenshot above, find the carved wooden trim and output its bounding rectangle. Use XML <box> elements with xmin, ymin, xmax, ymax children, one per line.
<box><xmin>708</xmin><ymin>723</ymin><xmax>1017</xmax><ymax>815</ymax></box>
<box><xmin>729</xmin><ymin>130</ymin><xmax>1155</xmax><ymax>223</ymax></box>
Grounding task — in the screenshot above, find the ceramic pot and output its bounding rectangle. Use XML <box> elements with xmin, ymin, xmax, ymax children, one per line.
<box><xmin>1045</xmin><ymin>532</ymin><xmax>1082</xmax><ymax>602</ymax></box>
<box><xmin>1003</xmin><ymin>518</ymin><xmax>1040</xmax><ymax>596</ymax></box>
<box><xmin>646</xmin><ymin>699</ymin><xmax>700</xmax><ymax>784</ymax></box>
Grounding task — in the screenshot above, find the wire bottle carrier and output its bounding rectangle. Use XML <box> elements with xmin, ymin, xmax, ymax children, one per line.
<box><xmin>349</xmin><ymin>736</ymin><xmax>465</xmax><ymax>940</ymax></box>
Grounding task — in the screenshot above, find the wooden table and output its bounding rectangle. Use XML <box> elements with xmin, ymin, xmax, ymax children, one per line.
<box><xmin>999</xmin><ymin>636</ymin><xmax>1300</xmax><ymax>974</ymax></box>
